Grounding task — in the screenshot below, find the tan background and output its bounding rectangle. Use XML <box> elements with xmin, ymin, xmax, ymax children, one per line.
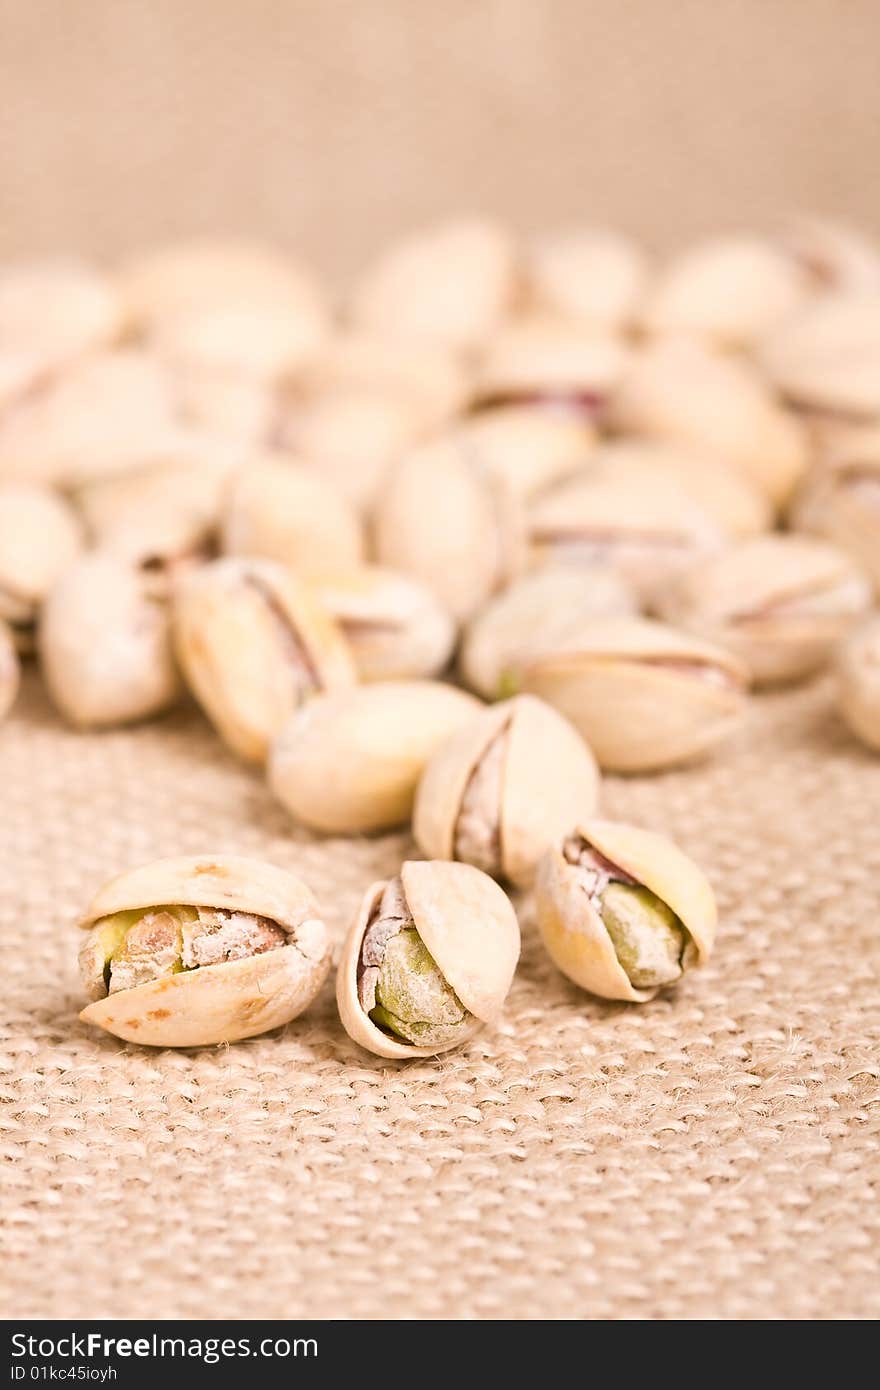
<box><xmin>1</xmin><ymin>0</ymin><xmax>879</xmax><ymax>279</ymax></box>
<box><xmin>2</xmin><ymin>0</ymin><xmax>880</xmax><ymax>1322</ymax></box>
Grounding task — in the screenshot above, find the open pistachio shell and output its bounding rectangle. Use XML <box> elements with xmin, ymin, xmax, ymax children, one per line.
<box><xmin>535</xmin><ymin>820</ymin><xmax>716</xmax><ymax>1002</ymax></box>
<box><xmin>838</xmin><ymin>617</ymin><xmax>880</xmax><ymax>752</ymax></box>
<box><xmin>78</xmin><ymin>855</ymin><xmax>331</xmax><ymax>1047</ymax></box>
<box><xmin>173</xmin><ymin>556</ymin><xmax>356</xmax><ymax>763</ymax></box>
<box><xmin>523</xmin><ymin>229</ymin><xmax>648</xmax><ymax>330</ymax></box>
<box><xmin>658</xmin><ymin>535</ymin><xmax>872</xmax><ymax>686</ymax></box>
<box><xmin>336</xmin><ymin>860</ymin><xmax>520</xmax><ymax>1059</ymax></box>
<box><xmin>269</xmin><ymin>680</ymin><xmax>481</xmax><ymax>833</ymax></box>
<box><xmin>783</xmin><ymin>217</ymin><xmax>880</xmax><ymax>294</ymax></box>
<box><xmin>314</xmin><ymin>565</ymin><xmax>456</xmax><ymax>681</ymax></box>
<box><xmin>414</xmin><ymin>695</ymin><xmax>600</xmax><ymax>886</ymax></box>
<box><xmin>0</xmin><ymin>618</ymin><xmax>20</xmax><ymax>721</ymax></box>
<box><xmin>521</xmin><ymin>617</ymin><xmax>748</xmax><ymax>772</ymax></box>
<box><xmin>791</xmin><ymin>445</ymin><xmax>880</xmax><ymax>593</ymax></box>
<box><xmin>473</xmin><ymin>320</ymin><xmax>631</xmax><ymax>414</ymax></box>
<box><xmin>0</xmin><ymin>482</ymin><xmax>84</xmax><ymax>648</ymax></box>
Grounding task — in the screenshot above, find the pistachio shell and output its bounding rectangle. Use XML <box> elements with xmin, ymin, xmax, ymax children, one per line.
<box><xmin>459</xmin><ymin>565</ymin><xmax>637</xmax><ymax>700</ymax></box>
<box><xmin>784</xmin><ymin>217</ymin><xmax>880</xmax><ymax>294</ymax></box>
<box><xmin>0</xmin><ymin>259</ymin><xmax>124</xmax><ymax>389</ymax></box>
<box><xmin>642</xmin><ymin>236</ymin><xmax>806</xmax><ymax>347</ymax></box>
<box><xmin>658</xmin><ymin>535</ymin><xmax>872</xmax><ymax>685</ymax></box>
<box><xmin>349</xmin><ymin>218</ymin><xmax>516</xmax><ymax>352</ymax></box>
<box><xmin>39</xmin><ymin>552</ymin><xmax>181</xmax><ymax>728</ymax></box>
<box><xmin>523</xmin><ymin>229</ymin><xmax>648</xmax><ymax>330</ymax></box>
<box><xmin>535</xmin><ymin>820</ymin><xmax>716</xmax><ymax>1002</ymax></box>
<box><xmin>269</xmin><ymin>680</ymin><xmax>481</xmax><ymax>833</ymax></box>
<box><xmin>304</xmin><ymin>331</ymin><xmax>469</xmax><ymax>426</ymax></box>
<box><xmin>758</xmin><ymin>294</ymin><xmax>880</xmax><ymax>417</ymax></box>
<box><xmin>152</xmin><ymin>299</ymin><xmax>327</xmax><ymax>382</ymax></box>
<box><xmin>314</xmin><ymin>565</ymin><xmax>456</xmax><ymax>681</ymax></box>
<box><xmin>0</xmin><ymin>482</ymin><xmax>84</xmax><ymax>646</ymax></box>
<box><xmin>336</xmin><ymin>861</ymin><xmax>520</xmax><ymax>1058</ymax></box>
<box><xmin>222</xmin><ymin>455</ymin><xmax>364</xmax><ymax>579</ymax></box>
<box><xmin>521</xmin><ymin>617</ymin><xmax>748</xmax><ymax>772</ymax></box>
<box><xmin>414</xmin><ymin>694</ymin><xmax>600</xmax><ymax>886</ymax></box>
<box><xmin>175</xmin><ymin>369</ymin><xmax>279</xmax><ymax>444</ymax></box>
<box><xmin>0</xmin><ymin>618</ymin><xmax>20</xmax><ymax>721</ymax></box>
<box><xmin>474</xmin><ymin>320</ymin><xmax>631</xmax><ymax>412</ymax></box>
<box><xmin>375</xmin><ymin>439</ymin><xmax>524</xmax><ymax>622</ymax></box>
<box><xmin>838</xmin><ymin>617</ymin><xmax>880</xmax><ymax>752</ymax></box>
<box><xmin>792</xmin><ymin>448</ymin><xmax>880</xmax><ymax>592</ymax></box>
<box><xmin>173</xmin><ymin>556</ymin><xmax>355</xmax><ymax>762</ymax></box>
<box><xmin>453</xmin><ymin>406</ymin><xmax>596</xmax><ymax>502</ymax></box>
<box><xmin>79</xmin><ymin>854</ymin><xmax>330</xmax><ymax>1047</ymax></box>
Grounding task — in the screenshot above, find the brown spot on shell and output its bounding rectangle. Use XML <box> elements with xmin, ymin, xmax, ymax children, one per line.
<box><xmin>148</xmin><ymin>1008</ymin><xmax>171</xmax><ymax>1020</ymax></box>
<box><xmin>194</xmin><ymin>862</ymin><xmax>226</xmax><ymax>876</ymax></box>
<box><xmin>125</xmin><ymin>1018</ymin><xmax>140</xmax><ymax>1029</ymax></box>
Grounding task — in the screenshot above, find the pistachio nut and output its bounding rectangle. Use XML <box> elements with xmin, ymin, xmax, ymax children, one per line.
<box><xmin>452</xmin><ymin>405</ymin><xmax>595</xmax><ymax>503</ymax></box>
<box><xmin>414</xmin><ymin>694</ymin><xmax>600</xmax><ymax>887</ymax></box>
<box><xmin>303</xmin><ymin>331</ymin><xmax>469</xmax><ymax>427</ymax></box>
<box><xmin>173</xmin><ymin>556</ymin><xmax>355</xmax><ymax>763</ymax></box>
<box><xmin>39</xmin><ymin>552</ymin><xmax>181</xmax><ymax>728</ymax></box>
<box><xmin>758</xmin><ymin>293</ymin><xmax>880</xmax><ymax>419</ymax></box>
<box><xmin>658</xmin><ymin>535</ymin><xmax>871</xmax><ymax>686</ymax></box>
<box><xmin>641</xmin><ymin>235</ymin><xmax>806</xmax><ymax>348</ymax></box>
<box><xmin>349</xmin><ymin>217</ymin><xmax>516</xmax><ymax>353</ymax></box>
<box><xmin>0</xmin><ymin>482</ymin><xmax>84</xmax><ymax>649</ymax></box>
<box><xmin>838</xmin><ymin>617</ymin><xmax>880</xmax><ymax>752</ymax></box>
<box><xmin>791</xmin><ymin>441</ymin><xmax>880</xmax><ymax>591</ymax></box>
<box><xmin>535</xmin><ymin>820</ymin><xmax>716</xmax><ymax>1002</ymax></box>
<box><xmin>607</xmin><ymin>338</ymin><xmax>808</xmax><ymax>508</ymax></box>
<box><xmin>528</xmin><ymin>464</ymin><xmax>723</xmax><ymax>606</ymax></box>
<box><xmin>0</xmin><ymin>618</ymin><xmax>20</xmax><ymax>721</ymax></box>
<box><xmin>472</xmin><ymin>320</ymin><xmax>630</xmax><ymax>418</ymax></box>
<box><xmin>151</xmin><ymin>298</ymin><xmax>327</xmax><ymax>384</ymax></box>
<box><xmin>523</xmin><ymin>229</ymin><xmax>648</xmax><ymax>330</ymax></box>
<box><xmin>314</xmin><ymin>565</ymin><xmax>456</xmax><ymax>681</ymax></box>
<box><xmin>520</xmin><ymin>616</ymin><xmax>748</xmax><ymax>772</ymax></box>
<box><xmin>221</xmin><ymin>455</ymin><xmax>364</xmax><ymax>580</ymax></box>
<box><xmin>459</xmin><ymin>565</ymin><xmax>637</xmax><ymax>701</ymax></box>
<box><xmin>269</xmin><ymin>680</ymin><xmax>481</xmax><ymax>833</ymax></box>
<box><xmin>78</xmin><ymin>854</ymin><xmax>331</xmax><ymax>1046</ymax></box>
<box><xmin>374</xmin><ymin>438</ymin><xmax>524</xmax><ymax>622</ymax></box>
<box><xmin>0</xmin><ymin>350</ymin><xmax>179</xmax><ymax>489</ymax></box>
<box><xmin>336</xmin><ymin>861</ymin><xmax>520</xmax><ymax>1058</ymax></box>
<box><xmin>784</xmin><ymin>217</ymin><xmax>880</xmax><ymax>294</ymax></box>
<box><xmin>0</xmin><ymin>259</ymin><xmax>124</xmax><ymax>396</ymax></box>
<box><xmin>175</xmin><ymin>369</ymin><xmax>280</xmax><ymax>445</ymax></box>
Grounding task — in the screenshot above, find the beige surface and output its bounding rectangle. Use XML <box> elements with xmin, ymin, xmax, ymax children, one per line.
<box><xmin>2</xmin><ymin>667</ymin><xmax>879</xmax><ymax>1320</ymax></box>
<box><xmin>1</xmin><ymin>1</ymin><xmax>880</xmax><ymax>279</ymax></box>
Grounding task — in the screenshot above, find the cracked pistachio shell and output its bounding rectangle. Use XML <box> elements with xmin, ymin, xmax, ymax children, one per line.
<box><xmin>39</xmin><ymin>552</ymin><xmax>180</xmax><ymax>728</ymax></box>
<box><xmin>0</xmin><ymin>619</ymin><xmax>20</xmax><ymax>721</ymax></box>
<box><xmin>0</xmin><ymin>259</ymin><xmax>124</xmax><ymax>391</ymax></box>
<box><xmin>529</xmin><ymin>465</ymin><xmax>723</xmax><ymax>605</ymax></box>
<box><xmin>0</xmin><ymin>482</ymin><xmax>83</xmax><ymax>647</ymax></box>
<box><xmin>459</xmin><ymin>565</ymin><xmax>637</xmax><ymax>701</ymax></box>
<box><xmin>314</xmin><ymin>565</ymin><xmax>456</xmax><ymax>681</ymax></box>
<box><xmin>173</xmin><ymin>556</ymin><xmax>355</xmax><ymax>763</ymax></box>
<box><xmin>375</xmin><ymin>438</ymin><xmax>525</xmax><ymax>622</ymax></box>
<box><xmin>783</xmin><ymin>217</ymin><xmax>880</xmax><ymax>294</ymax></box>
<box><xmin>838</xmin><ymin>618</ymin><xmax>880</xmax><ymax>752</ymax></box>
<box><xmin>336</xmin><ymin>860</ymin><xmax>520</xmax><ymax>1059</ymax></box>
<box><xmin>349</xmin><ymin>218</ymin><xmax>516</xmax><ymax>353</ymax></box>
<box><xmin>473</xmin><ymin>320</ymin><xmax>631</xmax><ymax>413</ymax></box>
<box><xmin>414</xmin><ymin>694</ymin><xmax>600</xmax><ymax>887</ymax></box>
<box><xmin>523</xmin><ymin>229</ymin><xmax>648</xmax><ymax>330</ymax></box>
<box><xmin>269</xmin><ymin>680</ymin><xmax>481</xmax><ymax>833</ymax></box>
<box><xmin>452</xmin><ymin>406</ymin><xmax>596</xmax><ymax>502</ymax></box>
<box><xmin>535</xmin><ymin>820</ymin><xmax>716</xmax><ymax>1002</ymax></box>
<box><xmin>641</xmin><ymin>236</ymin><xmax>806</xmax><ymax>348</ymax></box>
<box><xmin>0</xmin><ymin>350</ymin><xmax>179</xmax><ymax>489</ymax></box>
<box><xmin>607</xmin><ymin>339</ymin><xmax>808</xmax><ymax>508</ymax></box>
<box><xmin>303</xmin><ymin>331</ymin><xmax>469</xmax><ymax>426</ymax></box>
<box><xmin>78</xmin><ymin>854</ymin><xmax>331</xmax><ymax>1047</ymax></box>
<box><xmin>590</xmin><ymin>440</ymin><xmax>772</xmax><ymax>539</ymax></box>
<box><xmin>520</xmin><ymin>617</ymin><xmax>748</xmax><ymax>772</ymax></box>
<box><xmin>758</xmin><ymin>294</ymin><xmax>880</xmax><ymax>418</ymax></box>
<box><xmin>791</xmin><ymin>445</ymin><xmax>880</xmax><ymax>592</ymax></box>
<box><xmin>221</xmin><ymin>455</ymin><xmax>364</xmax><ymax>579</ymax></box>
<box><xmin>658</xmin><ymin>535</ymin><xmax>872</xmax><ymax>686</ymax></box>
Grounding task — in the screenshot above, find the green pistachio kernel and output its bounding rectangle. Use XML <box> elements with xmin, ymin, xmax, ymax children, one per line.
<box><xmin>370</xmin><ymin>927</ymin><xmax>472</xmax><ymax>1047</ymax></box>
<box><xmin>495</xmin><ymin>668</ymin><xmax>522</xmax><ymax>700</ymax></box>
<box><xmin>600</xmin><ymin>882</ymin><xmax>688</xmax><ymax>990</ymax></box>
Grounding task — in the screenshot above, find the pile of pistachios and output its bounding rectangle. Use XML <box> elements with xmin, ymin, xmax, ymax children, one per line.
<box><xmin>3</xmin><ymin>217</ymin><xmax>880</xmax><ymax>1053</ymax></box>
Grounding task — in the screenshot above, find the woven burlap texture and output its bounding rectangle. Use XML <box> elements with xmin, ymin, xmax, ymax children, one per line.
<box><xmin>2</xmin><ymin>668</ymin><xmax>878</xmax><ymax>1320</ymax></box>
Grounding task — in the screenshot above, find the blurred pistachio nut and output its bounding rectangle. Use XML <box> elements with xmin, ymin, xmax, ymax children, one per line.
<box><xmin>175</xmin><ymin>369</ymin><xmax>280</xmax><ymax>444</ymax></box>
<box><xmin>151</xmin><ymin>297</ymin><xmax>327</xmax><ymax>383</ymax></box>
<box><xmin>303</xmin><ymin>331</ymin><xmax>469</xmax><ymax>426</ymax></box>
<box><xmin>349</xmin><ymin>218</ymin><xmax>516</xmax><ymax>353</ymax></box>
<box><xmin>0</xmin><ymin>259</ymin><xmax>124</xmax><ymax>393</ymax></box>
<box><xmin>414</xmin><ymin>694</ymin><xmax>599</xmax><ymax>887</ymax></box>
<box><xmin>523</xmin><ymin>229</ymin><xmax>648</xmax><ymax>330</ymax></box>
<box><xmin>792</xmin><ymin>444</ymin><xmax>880</xmax><ymax>592</ymax></box>
<box><xmin>0</xmin><ymin>482</ymin><xmax>83</xmax><ymax>649</ymax></box>
<box><xmin>784</xmin><ymin>217</ymin><xmax>880</xmax><ymax>294</ymax></box>
<box><xmin>759</xmin><ymin>294</ymin><xmax>880</xmax><ymax>418</ymax></box>
<box><xmin>607</xmin><ymin>338</ymin><xmax>808</xmax><ymax>508</ymax></box>
<box><xmin>838</xmin><ymin>618</ymin><xmax>880</xmax><ymax>752</ymax></box>
<box><xmin>473</xmin><ymin>320</ymin><xmax>630</xmax><ymax>417</ymax></box>
<box><xmin>269</xmin><ymin>680</ymin><xmax>480</xmax><ymax>833</ymax></box>
<box><xmin>459</xmin><ymin>565</ymin><xmax>636</xmax><ymax>701</ymax></box>
<box><xmin>0</xmin><ymin>619</ymin><xmax>20</xmax><ymax>721</ymax></box>
<box><xmin>314</xmin><ymin>565</ymin><xmax>456</xmax><ymax>681</ymax></box>
<box><xmin>452</xmin><ymin>405</ymin><xmax>595</xmax><ymax>502</ymax></box>
<box><xmin>336</xmin><ymin>861</ymin><xmax>520</xmax><ymax>1058</ymax></box>
<box><xmin>221</xmin><ymin>455</ymin><xmax>364</xmax><ymax>580</ymax></box>
<box><xmin>658</xmin><ymin>535</ymin><xmax>871</xmax><ymax>686</ymax></box>
<box><xmin>520</xmin><ymin>617</ymin><xmax>748</xmax><ymax>772</ymax></box>
<box><xmin>39</xmin><ymin>552</ymin><xmax>180</xmax><ymax>728</ymax></box>
<box><xmin>535</xmin><ymin>820</ymin><xmax>716</xmax><ymax>1002</ymax></box>
<box><xmin>375</xmin><ymin>439</ymin><xmax>524</xmax><ymax>622</ymax></box>
<box><xmin>78</xmin><ymin>854</ymin><xmax>331</xmax><ymax>1047</ymax></box>
<box><xmin>173</xmin><ymin>557</ymin><xmax>355</xmax><ymax>762</ymax></box>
